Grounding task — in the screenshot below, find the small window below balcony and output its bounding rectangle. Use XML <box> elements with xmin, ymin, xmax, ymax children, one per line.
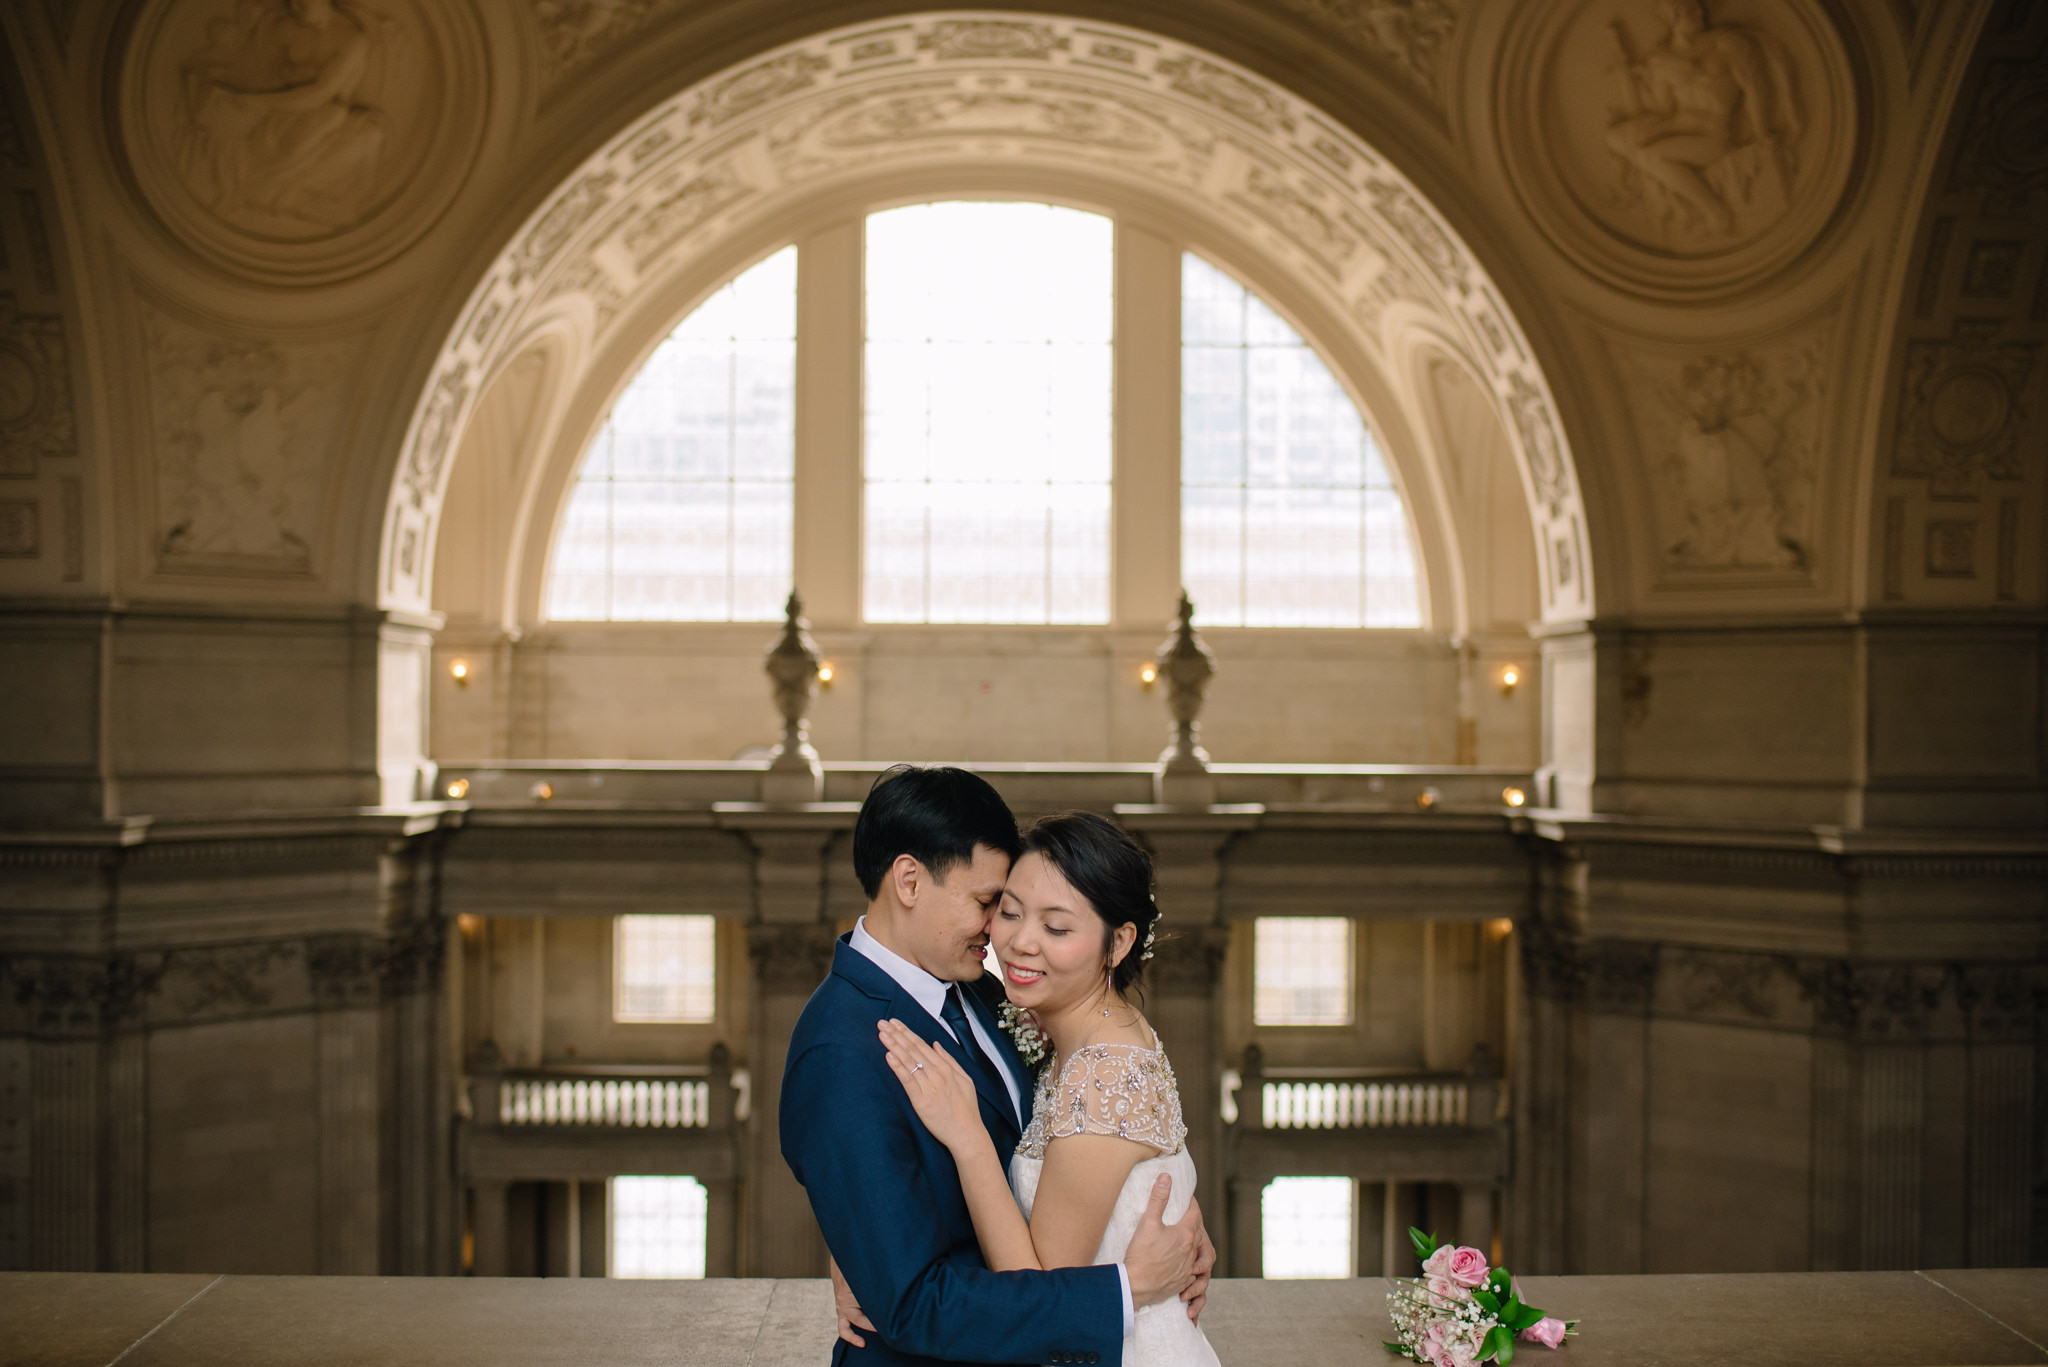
<box><xmin>613</xmin><ymin>914</ymin><xmax>717</xmax><ymax>1024</ymax></box>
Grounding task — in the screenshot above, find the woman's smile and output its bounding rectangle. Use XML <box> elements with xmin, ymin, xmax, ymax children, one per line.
<box><xmin>1002</xmin><ymin>960</ymin><xmax>1045</xmax><ymax>988</ymax></box>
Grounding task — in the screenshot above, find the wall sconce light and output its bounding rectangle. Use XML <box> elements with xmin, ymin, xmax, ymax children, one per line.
<box><xmin>445</xmin><ymin>778</ymin><xmax>470</xmax><ymax>800</ymax></box>
<box><xmin>1139</xmin><ymin>663</ymin><xmax>1158</xmax><ymax>690</ymax></box>
<box><xmin>817</xmin><ymin>663</ymin><xmax>835</xmax><ymax>688</ymax></box>
<box><xmin>1415</xmin><ymin>786</ymin><xmax>1441</xmax><ymax>811</ymax></box>
<box><xmin>1498</xmin><ymin>665</ymin><xmax>1519</xmax><ymax>697</ymax></box>
<box><xmin>1486</xmin><ymin>917</ymin><xmax>1514</xmax><ymax>941</ymax></box>
<box><xmin>530</xmin><ymin>781</ymin><xmax>554</xmax><ymax>801</ymax></box>
<box><xmin>450</xmin><ymin>659</ymin><xmax>471</xmax><ymax>688</ymax></box>
<box><xmin>456</xmin><ymin>913</ymin><xmax>482</xmax><ymax>940</ymax></box>
<box><xmin>1502</xmin><ymin>786</ymin><xmax>1527</xmax><ymax>808</ymax></box>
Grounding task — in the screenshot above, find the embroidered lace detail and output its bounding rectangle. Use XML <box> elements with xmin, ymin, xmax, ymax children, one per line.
<box><xmin>1015</xmin><ymin>1040</ymin><xmax>1188</xmax><ymax>1160</ymax></box>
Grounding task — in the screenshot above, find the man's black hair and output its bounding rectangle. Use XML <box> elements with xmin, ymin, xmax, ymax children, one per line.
<box><xmin>852</xmin><ymin>764</ymin><xmax>1022</xmax><ymax>899</ymax></box>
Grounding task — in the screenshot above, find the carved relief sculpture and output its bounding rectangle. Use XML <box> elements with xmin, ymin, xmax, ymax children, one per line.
<box><xmin>177</xmin><ymin>0</ymin><xmax>389</xmax><ymax>234</ymax></box>
<box><xmin>1603</xmin><ymin>0</ymin><xmax>1801</xmax><ymax>241</ymax></box>
<box><xmin>145</xmin><ymin>310</ymin><xmax>358</xmax><ymax>572</ymax></box>
<box><xmin>1625</xmin><ymin>332</ymin><xmax>1827</xmax><ymax>574</ymax></box>
<box><xmin>1508</xmin><ymin>0</ymin><xmax>1848</xmax><ymax>294</ymax></box>
<box><xmin>1274</xmin><ymin>0</ymin><xmax>1457</xmax><ymax>97</ymax></box>
<box><xmin>125</xmin><ymin>0</ymin><xmax>475</xmax><ymax>281</ymax></box>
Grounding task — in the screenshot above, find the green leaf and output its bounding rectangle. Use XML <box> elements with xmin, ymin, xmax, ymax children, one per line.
<box><xmin>1383</xmin><ymin>1342</ymin><xmax>1412</xmax><ymax>1357</ymax></box>
<box><xmin>1481</xmin><ymin>1325</ymin><xmax>1515</xmax><ymax>1364</ymax></box>
<box><xmin>1409</xmin><ymin>1227</ymin><xmax>1438</xmax><ymax>1261</ymax></box>
<box><xmin>1504</xmin><ymin>1302</ymin><xmax>1544</xmax><ymax>1332</ymax></box>
<box><xmin>1473</xmin><ymin>1288</ymin><xmax>1501</xmax><ymax>1314</ymax></box>
<box><xmin>1488</xmin><ymin>1267</ymin><xmax>1512</xmax><ymax>1295</ymax></box>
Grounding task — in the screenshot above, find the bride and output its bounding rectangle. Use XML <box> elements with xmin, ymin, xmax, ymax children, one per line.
<box><xmin>860</xmin><ymin>810</ymin><xmax>1221</xmax><ymax>1367</ymax></box>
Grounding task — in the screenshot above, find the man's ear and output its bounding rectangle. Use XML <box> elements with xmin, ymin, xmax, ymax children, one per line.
<box><xmin>888</xmin><ymin>853</ymin><xmax>923</xmax><ymax>909</ymax></box>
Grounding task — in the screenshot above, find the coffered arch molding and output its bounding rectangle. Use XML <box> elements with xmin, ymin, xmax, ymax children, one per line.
<box><xmin>487</xmin><ymin>165</ymin><xmax>1467</xmax><ymax>635</ymax></box>
<box><xmin>383</xmin><ymin>12</ymin><xmax>1596</xmax><ymax>627</ymax></box>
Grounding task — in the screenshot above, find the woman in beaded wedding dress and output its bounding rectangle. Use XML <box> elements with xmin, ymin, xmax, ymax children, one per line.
<box><xmin>874</xmin><ymin>812</ymin><xmax>1221</xmax><ymax>1367</ymax></box>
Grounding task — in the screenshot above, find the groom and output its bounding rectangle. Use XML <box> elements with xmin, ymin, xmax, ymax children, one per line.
<box><xmin>781</xmin><ymin>764</ymin><xmax>1214</xmax><ymax>1365</ymax></box>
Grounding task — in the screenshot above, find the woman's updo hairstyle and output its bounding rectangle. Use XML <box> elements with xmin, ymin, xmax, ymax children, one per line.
<box><xmin>1018</xmin><ymin>811</ymin><xmax>1159</xmax><ymax>994</ymax></box>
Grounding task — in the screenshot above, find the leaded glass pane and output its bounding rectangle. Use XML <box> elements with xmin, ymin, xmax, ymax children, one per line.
<box><xmin>1180</xmin><ymin>253</ymin><xmax>1423</xmax><ymax>629</ymax></box>
<box><xmin>544</xmin><ymin>246</ymin><xmax>796</xmax><ymax>621</ymax></box>
<box><xmin>864</xmin><ymin>203</ymin><xmax>1113</xmax><ymax>624</ymax></box>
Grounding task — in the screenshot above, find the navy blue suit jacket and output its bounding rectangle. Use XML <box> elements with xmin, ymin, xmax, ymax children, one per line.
<box><xmin>780</xmin><ymin>935</ymin><xmax>1126</xmax><ymax>1366</ymax></box>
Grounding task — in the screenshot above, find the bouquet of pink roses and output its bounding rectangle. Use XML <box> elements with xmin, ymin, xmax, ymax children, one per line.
<box><xmin>1385</xmin><ymin>1228</ymin><xmax>1576</xmax><ymax>1366</ymax></box>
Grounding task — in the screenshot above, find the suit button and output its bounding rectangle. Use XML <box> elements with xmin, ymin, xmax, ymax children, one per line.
<box><xmin>1088</xmin><ymin>1355</ymin><xmax>1100</xmax><ymax>1364</ymax></box>
<box><xmin>1052</xmin><ymin>1355</ymin><xmax>1067</xmax><ymax>1364</ymax></box>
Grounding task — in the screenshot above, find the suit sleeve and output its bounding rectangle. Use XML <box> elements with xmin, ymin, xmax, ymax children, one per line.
<box><xmin>781</xmin><ymin>1034</ymin><xmax>1126</xmax><ymax>1365</ymax></box>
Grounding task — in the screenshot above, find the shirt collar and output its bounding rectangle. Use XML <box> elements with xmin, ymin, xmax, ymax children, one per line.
<box><xmin>849</xmin><ymin>916</ymin><xmax>952</xmax><ymax>1025</ymax></box>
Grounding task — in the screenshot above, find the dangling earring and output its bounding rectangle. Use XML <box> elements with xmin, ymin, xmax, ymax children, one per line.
<box><xmin>1102</xmin><ymin>964</ymin><xmax>1113</xmax><ymax>1017</ymax></box>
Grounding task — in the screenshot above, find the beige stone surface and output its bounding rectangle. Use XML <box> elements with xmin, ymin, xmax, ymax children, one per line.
<box><xmin>1921</xmin><ymin>1270</ymin><xmax>2048</xmax><ymax>1354</ymax></box>
<box><xmin>6</xmin><ymin>1273</ymin><xmax>2046</xmax><ymax>1366</ymax></box>
<box><xmin>0</xmin><ymin>1272</ymin><xmax>218</xmax><ymax>1367</ymax></box>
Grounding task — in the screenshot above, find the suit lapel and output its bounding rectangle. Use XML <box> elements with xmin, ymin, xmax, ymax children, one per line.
<box><xmin>835</xmin><ymin>939</ymin><xmax>1022</xmax><ymax>1147</ymax></box>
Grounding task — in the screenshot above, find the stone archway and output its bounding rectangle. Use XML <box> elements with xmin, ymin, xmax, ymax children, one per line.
<box><xmin>378</xmin><ymin>12</ymin><xmax>1594</xmax><ymax>629</ymax></box>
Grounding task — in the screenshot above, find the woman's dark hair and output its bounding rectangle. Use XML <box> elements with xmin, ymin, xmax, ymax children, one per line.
<box><xmin>852</xmin><ymin>764</ymin><xmax>1023</xmax><ymax>899</ymax></box>
<box><xmin>1019</xmin><ymin>811</ymin><xmax>1158</xmax><ymax>994</ymax></box>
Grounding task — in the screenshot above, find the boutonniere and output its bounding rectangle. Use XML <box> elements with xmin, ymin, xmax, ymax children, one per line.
<box><xmin>996</xmin><ymin>1001</ymin><xmax>1049</xmax><ymax>1071</ymax></box>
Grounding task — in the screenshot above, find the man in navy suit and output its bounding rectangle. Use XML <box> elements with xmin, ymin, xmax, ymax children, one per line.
<box><xmin>781</xmin><ymin>765</ymin><xmax>1213</xmax><ymax>1365</ymax></box>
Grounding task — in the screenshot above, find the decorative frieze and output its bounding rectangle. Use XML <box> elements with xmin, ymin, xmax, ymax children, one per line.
<box><xmin>1518</xmin><ymin>925</ymin><xmax>2046</xmax><ymax>1042</ymax></box>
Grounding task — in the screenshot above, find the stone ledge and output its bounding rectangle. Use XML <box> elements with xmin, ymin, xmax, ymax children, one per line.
<box><xmin>1</xmin><ymin>1270</ymin><xmax>2043</xmax><ymax>1366</ymax></box>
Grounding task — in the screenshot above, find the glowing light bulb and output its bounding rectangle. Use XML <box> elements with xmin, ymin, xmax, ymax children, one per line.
<box><xmin>1502</xmin><ymin>786</ymin><xmax>1527</xmax><ymax>807</ymax></box>
<box><xmin>450</xmin><ymin>659</ymin><xmax>470</xmax><ymax>687</ymax></box>
<box><xmin>1499</xmin><ymin>665</ymin><xmax>1519</xmax><ymax>696</ymax></box>
<box><xmin>1139</xmin><ymin>664</ymin><xmax>1158</xmax><ymax>688</ymax></box>
<box><xmin>817</xmin><ymin>663</ymin><xmax>835</xmax><ymax>686</ymax></box>
<box><xmin>445</xmin><ymin>778</ymin><xmax>470</xmax><ymax>799</ymax></box>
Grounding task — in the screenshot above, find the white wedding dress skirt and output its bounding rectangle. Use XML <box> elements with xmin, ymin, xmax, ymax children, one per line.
<box><xmin>1009</xmin><ymin>1148</ymin><xmax>1222</xmax><ymax>1367</ymax></box>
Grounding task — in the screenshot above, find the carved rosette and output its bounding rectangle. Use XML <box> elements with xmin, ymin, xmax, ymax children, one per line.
<box><xmin>119</xmin><ymin>0</ymin><xmax>487</xmax><ymax>283</ymax></box>
<box><xmin>1498</xmin><ymin>0</ymin><xmax>1856</xmax><ymax>298</ymax></box>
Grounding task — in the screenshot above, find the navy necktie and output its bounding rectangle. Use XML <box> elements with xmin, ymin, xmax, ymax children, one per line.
<box><xmin>939</xmin><ymin>986</ymin><xmax>1010</xmax><ymax>1123</ymax></box>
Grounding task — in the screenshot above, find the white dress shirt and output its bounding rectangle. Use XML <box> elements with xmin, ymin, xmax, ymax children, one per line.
<box><xmin>848</xmin><ymin>916</ymin><xmax>1136</xmax><ymax>1333</ymax></box>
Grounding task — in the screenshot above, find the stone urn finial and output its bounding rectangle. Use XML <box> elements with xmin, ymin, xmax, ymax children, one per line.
<box><xmin>762</xmin><ymin>590</ymin><xmax>823</xmax><ymax>803</ymax></box>
<box><xmin>1154</xmin><ymin>589</ymin><xmax>1218</xmax><ymax>805</ymax></box>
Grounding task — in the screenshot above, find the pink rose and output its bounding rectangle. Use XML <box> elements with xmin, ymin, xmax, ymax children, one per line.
<box><xmin>1519</xmin><ymin>1317</ymin><xmax>1568</xmax><ymax>1348</ymax></box>
<box><xmin>1420</xmin><ymin>1319</ymin><xmax>1449</xmax><ymax>1361</ymax></box>
<box><xmin>1422</xmin><ymin>1243</ymin><xmax>1490</xmax><ymax>1288</ymax></box>
<box><xmin>1426</xmin><ymin>1276</ymin><xmax>1469</xmax><ymax>1303</ymax></box>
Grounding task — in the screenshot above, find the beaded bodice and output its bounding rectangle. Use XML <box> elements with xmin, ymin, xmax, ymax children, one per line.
<box><xmin>1014</xmin><ymin>1038</ymin><xmax>1188</xmax><ymax>1160</ymax></box>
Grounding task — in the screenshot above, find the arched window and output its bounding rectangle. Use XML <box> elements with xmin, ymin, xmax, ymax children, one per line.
<box><xmin>863</xmin><ymin>202</ymin><xmax>1113</xmax><ymax>624</ymax></box>
<box><xmin>1181</xmin><ymin>254</ymin><xmax>1421</xmax><ymax>627</ymax></box>
<box><xmin>541</xmin><ymin>216</ymin><xmax>1427</xmax><ymax>630</ymax></box>
<box><xmin>545</xmin><ymin>246</ymin><xmax>797</xmax><ymax>621</ymax></box>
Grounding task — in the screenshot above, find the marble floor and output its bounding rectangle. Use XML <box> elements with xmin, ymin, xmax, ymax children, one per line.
<box><xmin>2</xmin><ymin>1270</ymin><xmax>2043</xmax><ymax>1366</ymax></box>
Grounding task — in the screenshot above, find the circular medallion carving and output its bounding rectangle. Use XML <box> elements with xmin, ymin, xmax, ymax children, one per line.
<box><xmin>1499</xmin><ymin>0</ymin><xmax>1856</xmax><ymax>298</ymax></box>
<box><xmin>1927</xmin><ymin>368</ymin><xmax>2009</xmax><ymax>450</ymax></box>
<box><xmin>120</xmin><ymin>0</ymin><xmax>486</xmax><ymax>284</ymax></box>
